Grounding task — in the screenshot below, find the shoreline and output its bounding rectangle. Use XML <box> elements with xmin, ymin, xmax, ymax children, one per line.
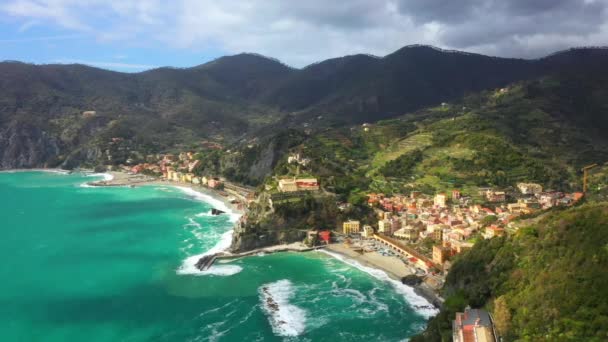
<box><xmin>2</xmin><ymin>168</ymin><xmax>441</xmax><ymax>312</ymax></box>
<box><xmin>87</xmin><ymin>171</ymin><xmax>245</xmax><ymax>215</ymax></box>
<box><xmin>321</xmin><ymin>244</ymin><xmax>443</xmax><ymax>310</ymax></box>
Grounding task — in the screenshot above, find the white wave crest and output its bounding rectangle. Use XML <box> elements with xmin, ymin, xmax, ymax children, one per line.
<box><xmin>195</xmin><ymin>210</ymin><xmax>214</xmax><ymax>217</ymax></box>
<box><xmin>173</xmin><ymin>186</ymin><xmax>242</xmax><ymax>277</ymax></box>
<box><xmin>176</xmin><ymin>230</ymin><xmax>241</xmax><ymax>277</ymax></box>
<box><xmin>319</xmin><ymin>250</ymin><xmax>439</xmax><ymax>318</ymax></box>
<box><xmin>1</xmin><ymin>168</ymin><xmax>70</xmax><ymax>175</ymax></box>
<box><xmin>86</xmin><ymin>173</ymin><xmax>114</xmax><ymax>181</ymax></box>
<box><xmin>259</xmin><ymin>279</ymin><xmax>307</xmax><ymax>337</ymax></box>
<box><xmin>178</xmin><ymin>264</ymin><xmax>243</xmax><ymax>276</ymax></box>
<box><xmin>174</xmin><ymin>186</ymin><xmax>241</xmax><ymax>223</ymax></box>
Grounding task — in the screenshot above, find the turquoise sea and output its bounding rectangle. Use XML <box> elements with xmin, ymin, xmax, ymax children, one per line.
<box><xmin>0</xmin><ymin>171</ymin><xmax>435</xmax><ymax>341</ymax></box>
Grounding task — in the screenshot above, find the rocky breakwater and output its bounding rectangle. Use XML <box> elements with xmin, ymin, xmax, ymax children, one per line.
<box><xmin>194</xmin><ymin>254</ymin><xmax>219</xmax><ymax>271</ymax></box>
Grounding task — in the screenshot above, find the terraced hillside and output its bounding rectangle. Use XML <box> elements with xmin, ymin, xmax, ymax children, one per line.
<box><xmin>287</xmin><ymin>72</ymin><xmax>608</xmax><ymax>202</ymax></box>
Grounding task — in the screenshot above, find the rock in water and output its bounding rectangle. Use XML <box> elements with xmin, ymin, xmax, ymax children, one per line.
<box><xmin>195</xmin><ymin>255</ymin><xmax>216</xmax><ymax>270</ymax></box>
<box><xmin>401</xmin><ymin>274</ymin><xmax>423</xmax><ymax>286</ymax></box>
<box><xmin>211</xmin><ymin>208</ymin><xmax>225</xmax><ymax>215</ymax></box>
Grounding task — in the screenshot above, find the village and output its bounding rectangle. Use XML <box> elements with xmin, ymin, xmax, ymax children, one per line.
<box><xmin>104</xmin><ymin>151</ymin><xmax>256</xmax><ymax>211</ymax></box>
<box><xmin>338</xmin><ymin>184</ymin><xmax>583</xmax><ymax>274</ymax></box>
<box><xmin>106</xmin><ymin>149</ymin><xmax>588</xmax><ymax>342</ymax></box>
<box><xmin>122</xmin><ymin>150</ymin><xmax>584</xmax><ymax>281</ymax></box>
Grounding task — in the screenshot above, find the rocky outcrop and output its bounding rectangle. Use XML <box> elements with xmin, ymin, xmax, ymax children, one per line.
<box><xmin>211</xmin><ymin>208</ymin><xmax>225</xmax><ymax>215</ymax></box>
<box><xmin>230</xmin><ymin>226</ymin><xmax>307</xmax><ymax>252</ymax></box>
<box><xmin>401</xmin><ymin>274</ymin><xmax>423</xmax><ymax>286</ymax></box>
<box><xmin>195</xmin><ymin>254</ymin><xmax>218</xmax><ymax>270</ymax></box>
<box><xmin>230</xmin><ymin>191</ymin><xmax>338</xmax><ymax>252</ymax></box>
<box><xmin>0</xmin><ymin>122</ymin><xmax>62</xmax><ymax>169</ymax></box>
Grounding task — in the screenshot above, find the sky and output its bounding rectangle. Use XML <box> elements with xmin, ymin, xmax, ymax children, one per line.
<box><xmin>0</xmin><ymin>0</ymin><xmax>607</xmax><ymax>72</ymax></box>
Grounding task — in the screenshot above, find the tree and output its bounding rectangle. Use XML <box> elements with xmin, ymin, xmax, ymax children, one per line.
<box><xmin>493</xmin><ymin>296</ymin><xmax>511</xmax><ymax>338</ymax></box>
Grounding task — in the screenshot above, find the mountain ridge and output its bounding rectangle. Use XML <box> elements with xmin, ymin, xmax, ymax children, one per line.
<box><xmin>1</xmin><ymin>44</ymin><xmax>607</xmax><ymax>169</ymax></box>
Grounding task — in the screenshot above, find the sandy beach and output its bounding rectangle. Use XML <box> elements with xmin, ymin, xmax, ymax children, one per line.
<box><xmin>87</xmin><ymin>171</ymin><xmax>245</xmax><ymax>214</ymax></box>
<box><xmin>324</xmin><ymin>243</ymin><xmax>414</xmax><ymax>280</ymax></box>
<box><xmin>85</xmin><ymin>170</ymin><xmax>442</xmax><ymax>307</ymax></box>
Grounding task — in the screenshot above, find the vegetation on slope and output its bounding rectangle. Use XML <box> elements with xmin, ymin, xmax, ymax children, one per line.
<box><xmin>286</xmin><ymin>71</ymin><xmax>608</xmax><ymax>203</ymax></box>
<box><xmin>411</xmin><ymin>202</ymin><xmax>608</xmax><ymax>341</ymax></box>
<box><xmin>2</xmin><ymin>47</ymin><xmax>607</xmax><ymax>169</ymax></box>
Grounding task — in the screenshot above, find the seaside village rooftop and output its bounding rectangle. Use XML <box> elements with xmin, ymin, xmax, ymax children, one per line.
<box><xmin>337</xmin><ymin>183</ymin><xmax>583</xmax><ymax>276</ymax></box>
<box><xmin>119</xmin><ymin>151</ymin><xmax>255</xmax><ymax>210</ymax></box>
<box><xmin>118</xmin><ymin>149</ymin><xmax>583</xmax><ymax>342</ymax></box>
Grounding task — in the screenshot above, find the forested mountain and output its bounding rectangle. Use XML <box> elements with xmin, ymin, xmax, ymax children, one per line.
<box><xmin>0</xmin><ymin>45</ymin><xmax>607</xmax><ymax>169</ymax></box>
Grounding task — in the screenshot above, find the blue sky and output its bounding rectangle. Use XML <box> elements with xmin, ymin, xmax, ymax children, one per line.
<box><xmin>1</xmin><ymin>1</ymin><xmax>606</xmax><ymax>72</ymax></box>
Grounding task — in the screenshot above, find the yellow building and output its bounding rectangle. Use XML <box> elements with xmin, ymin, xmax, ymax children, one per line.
<box><xmin>184</xmin><ymin>173</ymin><xmax>194</xmax><ymax>183</ymax></box>
<box><xmin>172</xmin><ymin>172</ymin><xmax>181</xmax><ymax>182</ymax></box>
<box><xmin>433</xmin><ymin>245</ymin><xmax>451</xmax><ymax>265</ymax></box>
<box><xmin>394</xmin><ymin>227</ymin><xmax>418</xmax><ymax>241</ymax></box>
<box><xmin>278</xmin><ymin>179</ymin><xmax>299</xmax><ymax>192</ymax></box>
<box><xmin>434</xmin><ymin>193</ymin><xmax>447</xmax><ymax>207</ymax></box>
<box><xmin>342</xmin><ymin>220</ymin><xmax>361</xmax><ymax>234</ymax></box>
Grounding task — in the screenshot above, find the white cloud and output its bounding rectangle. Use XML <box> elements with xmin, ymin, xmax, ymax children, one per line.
<box><xmin>1</xmin><ymin>0</ymin><xmax>607</xmax><ymax>67</ymax></box>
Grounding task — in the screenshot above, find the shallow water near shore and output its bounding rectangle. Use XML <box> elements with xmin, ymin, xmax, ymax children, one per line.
<box><xmin>0</xmin><ymin>171</ymin><xmax>432</xmax><ymax>341</ymax></box>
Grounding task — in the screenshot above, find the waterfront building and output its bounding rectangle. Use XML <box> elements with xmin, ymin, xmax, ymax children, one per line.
<box><xmin>342</xmin><ymin>220</ymin><xmax>361</xmax><ymax>234</ymax></box>
<box><xmin>433</xmin><ymin>245</ymin><xmax>451</xmax><ymax>265</ymax></box>
<box><xmin>208</xmin><ymin>178</ymin><xmax>223</xmax><ymax>189</ymax></box>
<box><xmin>362</xmin><ymin>225</ymin><xmax>375</xmax><ymax>238</ymax></box>
<box><xmin>378</xmin><ymin>219</ymin><xmax>390</xmax><ymax>234</ymax></box>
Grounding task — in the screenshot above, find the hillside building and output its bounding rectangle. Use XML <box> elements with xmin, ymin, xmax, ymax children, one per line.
<box><xmin>517</xmin><ymin>182</ymin><xmax>543</xmax><ymax>195</ymax></box>
<box><xmin>278</xmin><ymin>178</ymin><xmax>319</xmax><ymax>192</ymax></box>
<box><xmin>434</xmin><ymin>193</ymin><xmax>448</xmax><ymax>207</ymax></box>
<box><xmin>485</xmin><ymin>190</ymin><xmax>506</xmax><ymax>202</ymax></box>
<box><xmin>453</xmin><ymin>307</ymin><xmax>496</xmax><ymax>342</ymax></box>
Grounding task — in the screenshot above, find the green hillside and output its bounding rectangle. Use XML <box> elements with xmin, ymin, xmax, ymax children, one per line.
<box><xmin>2</xmin><ymin>46</ymin><xmax>607</xmax><ymax>170</ymax></box>
<box><xmin>290</xmin><ymin>72</ymin><xmax>608</xmax><ymax>201</ymax></box>
<box><xmin>411</xmin><ymin>201</ymin><xmax>608</xmax><ymax>342</ymax></box>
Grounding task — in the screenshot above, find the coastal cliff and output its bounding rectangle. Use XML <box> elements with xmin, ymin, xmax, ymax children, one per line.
<box><xmin>0</xmin><ymin>122</ymin><xmax>62</xmax><ymax>169</ymax></box>
<box><xmin>230</xmin><ymin>192</ymin><xmax>339</xmax><ymax>252</ymax></box>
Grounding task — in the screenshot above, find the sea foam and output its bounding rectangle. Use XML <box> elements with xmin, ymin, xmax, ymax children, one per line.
<box><xmin>174</xmin><ymin>186</ymin><xmax>240</xmax><ymax>223</ymax></box>
<box><xmin>79</xmin><ymin>173</ymin><xmax>114</xmax><ymax>187</ymax></box>
<box><xmin>174</xmin><ymin>186</ymin><xmax>243</xmax><ymax>276</ymax></box>
<box><xmin>86</xmin><ymin>173</ymin><xmax>114</xmax><ymax>181</ymax></box>
<box><xmin>176</xmin><ymin>228</ymin><xmax>242</xmax><ymax>277</ymax></box>
<box><xmin>319</xmin><ymin>250</ymin><xmax>439</xmax><ymax>318</ymax></box>
<box><xmin>259</xmin><ymin>279</ymin><xmax>307</xmax><ymax>337</ymax></box>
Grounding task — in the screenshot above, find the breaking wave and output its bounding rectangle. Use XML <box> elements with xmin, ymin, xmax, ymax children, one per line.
<box><xmin>319</xmin><ymin>250</ymin><xmax>439</xmax><ymax>318</ymax></box>
<box><xmin>173</xmin><ymin>186</ymin><xmax>243</xmax><ymax>277</ymax></box>
<box><xmin>259</xmin><ymin>279</ymin><xmax>307</xmax><ymax>337</ymax></box>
